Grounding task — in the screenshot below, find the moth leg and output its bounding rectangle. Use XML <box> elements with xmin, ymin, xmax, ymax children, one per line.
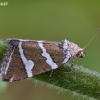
<box><xmin>49</xmin><ymin>71</ymin><xmax>53</xmax><ymax>77</ymax></box>
<box><xmin>70</xmin><ymin>58</ymin><xmax>75</xmax><ymax>74</ymax></box>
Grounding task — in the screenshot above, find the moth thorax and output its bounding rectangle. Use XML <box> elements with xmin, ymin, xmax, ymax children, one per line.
<box><xmin>76</xmin><ymin>49</ymin><xmax>85</xmax><ymax>58</ymax></box>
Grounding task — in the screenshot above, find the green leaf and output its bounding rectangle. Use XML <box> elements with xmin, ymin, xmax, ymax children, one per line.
<box><xmin>0</xmin><ymin>40</ymin><xmax>7</xmax><ymax>62</ymax></box>
<box><xmin>34</xmin><ymin>64</ymin><xmax>100</xmax><ymax>100</ymax></box>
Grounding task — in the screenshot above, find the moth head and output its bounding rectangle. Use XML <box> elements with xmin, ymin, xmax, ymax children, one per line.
<box><xmin>76</xmin><ymin>49</ymin><xmax>85</xmax><ymax>58</ymax></box>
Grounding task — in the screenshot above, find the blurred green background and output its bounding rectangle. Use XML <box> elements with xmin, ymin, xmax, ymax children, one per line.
<box><xmin>0</xmin><ymin>1</ymin><xmax>100</xmax><ymax>100</ymax></box>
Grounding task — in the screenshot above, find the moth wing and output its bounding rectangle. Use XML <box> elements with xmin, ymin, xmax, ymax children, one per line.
<box><xmin>0</xmin><ymin>39</ymin><xmax>67</xmax><ymax>82</ymax></box>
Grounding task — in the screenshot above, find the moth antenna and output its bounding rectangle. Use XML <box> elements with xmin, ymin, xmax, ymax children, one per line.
<box><xmin>83</xmin><ymin>27</ymin><xmax>100</xmax><ymax>50</ymax></box>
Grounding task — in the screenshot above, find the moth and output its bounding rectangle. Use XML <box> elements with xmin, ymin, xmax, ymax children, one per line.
<box><xmin>0</xmin><ymin>28</ymin><xmax>99</xmax><ymax>82</ymax></box>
